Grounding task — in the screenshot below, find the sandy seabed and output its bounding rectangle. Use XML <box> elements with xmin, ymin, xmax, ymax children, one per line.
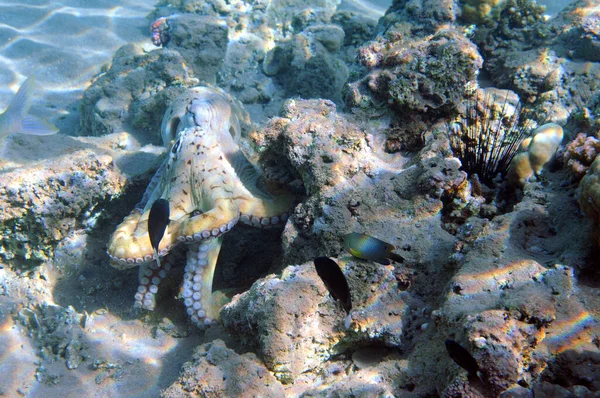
<box><xmin>0</xmin><ymin>0</ymin><xmax>588</xmax><ymax>397</ymax></box>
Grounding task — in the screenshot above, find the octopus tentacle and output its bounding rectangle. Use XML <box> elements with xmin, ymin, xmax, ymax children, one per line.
<box><xmin>236</xmin><ymin>191</ymin><xmax>295</xmax><ymax>227</ymax></box>
<box><xmin>179</xmin><ymin>199</ymin><xmax>239</xmax><ymax>240</ymax></box>
<box><xmin>181</xmin><ymin>237</ymin><xmax>225</xmax><ymax>325</ymax></box>
<box><xmin>107</xmin><ymin>208</ymin><xmax>183</xmax><ymax>267</ymax></box>
<box><xmin>107</xmin><ymin>86</ymin><xmax>297</xmax><ymax>327</ymax></box>
<box><xmin>134</xmin><ymin>258</ymin><xmax>172</xmax><ymax>310</ymax></box>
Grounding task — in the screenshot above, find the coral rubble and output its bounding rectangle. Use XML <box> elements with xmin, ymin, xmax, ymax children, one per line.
<box><xmin>3</xmin><ymin>0</ymin><xmax>600</xmax><ymax>396</ymax></box>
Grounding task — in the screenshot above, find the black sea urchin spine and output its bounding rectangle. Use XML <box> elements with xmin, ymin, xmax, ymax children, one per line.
<box><xmin>450</xmin><ymin>93</ymin><xmax>531</xmax><ymax>185</ymax></box>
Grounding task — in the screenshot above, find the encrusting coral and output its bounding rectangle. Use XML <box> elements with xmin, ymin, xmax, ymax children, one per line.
<box><xmin>578</xmin><ymin>154</ymin><xmax>600</xmax><ymax>247</ymax></box>
<box><xmin>507</xmin><ymin>123</ymin><xmax>563</xmax><ymax>187</ymax></box>
<box><xmin>563</xmin><ymin>132</ymin><xmax>600</xmax><ymax>180</ymax></box>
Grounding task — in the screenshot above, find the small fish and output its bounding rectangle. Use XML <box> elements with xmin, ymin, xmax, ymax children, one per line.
<box><xmin>314</xmin><ymin>256</ymin><xmax>352</xmax><ymax>314</ymax></box>
<box><xmin>343</xmin><ymin>232</ymin><xmax>404</xmax><ymax>265</ymax></box>
<box><xmin>0</xmin><ymin>77</ymin><xmax>59</xmax><ymax>140</ymax></box>
<box><xmin>445</xmin><ymin>339</ymin><xmax>480</xmax><ymax>377</ymax></box>
<box><xmin>148</xmin><ymin>198</ymin><xmax>170</xmax><ymax>268</ymax></box>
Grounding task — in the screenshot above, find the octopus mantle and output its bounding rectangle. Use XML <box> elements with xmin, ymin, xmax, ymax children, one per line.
<box><xmin>107</xmin><ymin>87</ymin><xmax>294</xmax><ymax>326</ymax></box>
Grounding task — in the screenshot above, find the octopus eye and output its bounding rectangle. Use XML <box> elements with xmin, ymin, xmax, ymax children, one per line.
<box><xmin>169</xmin><ymin>116</ymin><xmax>181</xmax><ymax>136</ymax></box>
<box><xmin>229</xmin><ymin>125</ymin><xmax>236</xmax><ymax>139</ymax></box>
<box><xmin>171</xmin><ymin>138</ymin><xmax>181</xmax><ymax>154</ymax></box>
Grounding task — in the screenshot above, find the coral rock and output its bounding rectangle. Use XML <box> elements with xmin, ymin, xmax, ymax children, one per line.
<box><xmin>160</xmin><ymin>339</ymin><xmax>285</xmax><ymax>397</ymax></box>
<box><xmin>221</xmin><ymin>260</ymin><xmax>409</xmax><ymax>383</ymax></box>
<box><xmin>564</xmin><ymin>133</ymin><xmax>600</xmax><ymax>180</ymax></box>
<box><xmin>507</xmin><ymin>123</ymin><xmax>563</xmax><ymax>187</ymax></box>
<box><xmin>578</xmin><ymin>154</ymin><xmax>600</xmax><ymax>246</ymax></box>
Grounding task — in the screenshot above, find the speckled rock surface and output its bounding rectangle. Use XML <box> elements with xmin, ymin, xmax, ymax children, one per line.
<box><xmin>433</xmin><ymin>168</ymin><xmax>600</xmax><ymax>396</ymax></box>
<box><xmin>161</xmin><ymin>339</ymin><xmax>285</xmax><ymax>397</ymax></box>
<box><xmin>148</xmin><ymin>0</ymin><xmax>353</xmax><ymax>125</ymax></box>
<box><xmin>221</xmin><ymin>259</ymin><xmax>412</xmax><ymax>384</ymax></box>
<box><xmin>563</xmin><ymin>133</ymin><xmax>600</xmax><ymax>181</ymax></box>
<box><xmin>0</xmin><ymin>133</ymin><xmax>162</xmax><ymax>269</ymax></box>
<box><xmin>3</xmin><ymin>0</ymin><xmax>600</xmax><ymax>396</ymax></box>
<box><xmin>347</xmin><ymin>26</ymin><xmax>482</xmax><ymax>116</ymax></box>
<box><xmin>471</xmin><ymin>0</ymin><xmax>600</xmax><ymax>123</ymax></box>
<box><xmin>264</xmin><ymin>23</ymin><xmax>349</xmax><ymax>104</ymax></box>
<box><xmin>78</xmin><ymin>44</ymin><xmax>195</xmax><ymax>142</ymax></box>
<box><xmin>578</xmin><ymin>154</ymin><xmax>600</xmax><ymax>246</ymax></box>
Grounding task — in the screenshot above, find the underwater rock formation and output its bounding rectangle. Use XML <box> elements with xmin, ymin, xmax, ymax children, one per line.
<box><xmin>347</xmin><ymin>27</ymin><xmax>482</xmax><ymax>116</ymax></box>
<box><xmin>563</xmin><ymin>132</ymin><xmax>600</xmax><ymax>181</ymax></box>
<box><xmin>161</xmin><ymin>339</ymin><xmax>285</xmax><ymax>397</ymax></box>
<box><xmin>221</xmin><ymin>259</ymin><xmax>410</xmax><ymax>383</ymax></box>
<box><xmin>0</xmin><ymin>133</ymin><xmax>160</xmax><ymax>268</ymax></box>
<box><xmin>263</xmin><ymin>23</ymin><xmax>349</xmax><ymax>104</ymax></box>
<box><xmin>159</xmin><ymin>14</ymin><xmax>228</xmax><ymax>85</ymax></box>
<box><xmin>459</xmin><ymin>0</ymin><xmax>508</xmax><ymax>25</ymax></box>
<box><xmin>435</xmin><ymin>171</ymin><xmax>598</xmax><ymax>396</ymax></box>
<box><xmin>79</xmin><ymin>44</ymin><xmax>196</xmax><ymax>142</ymax></box>
<box><xmin>5</xmin><ymin>0</ymin><xmax>600</xmax><ymax>396</ymax></box>
<box><xmin>578</xmin><ymin>154</ymin><xmax>600</xmax><ymax>247</ymax></box>
<box><xmin>471</xmin><ymin>0</ymin><xmax>600</xmax><ymax>122</ymax></box>
<box><xmin>253</xmin><ymin>98</ymin><xmax>461</xmax><ymax>264</ymax></box>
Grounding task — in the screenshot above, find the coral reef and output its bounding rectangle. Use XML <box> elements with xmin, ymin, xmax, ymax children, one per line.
<box><xmin>15</xmin><ymin>303</ymin><xmax>87</xmax><ymax>371</ymax></box>
<box><xmin>263</xmin><ymin>24</ymin><xmax>349</xmax><ymax>104</ymax></box>
<box><xmin>161</xmin><ymin>339</ymin><xmax>285</xmax><ymax>397</ymax></box>
<box><xmin>347</xmin><ymin>27</ymin><xmax>482</xmax><ymax>116</ymax></box>
<box><xmin>563</xmin><ymin>132</ymin><xmax>600</xmax><ymax>180</ymax></box>
<box><xmin>4</xmin><ymin>0</ymin><xmax>600</xmax><ymax>396</ymax></box>
<box><xmin>79</xmin><ymin>44</ymin><xmax>196</xmax><ymax>142</ymax></box>
<box><xmin>470</xmin><ymin>0</ymin><xmax>600</xmax><ymax>123</ymax></box>
<box><xmin>220</xmin><ymin>259</ymin><xmax>411</xmax><ymax>383</ymax></box>
<box><xmin>578</xmin><ymin>154</ymin><xmax>600</xmax><ymax>247</ymax></box>
<box><xmin>0</xmin><ymin>133</ymin><xmax>162</xmax><ymax>268</ymax></box>
<box><xmin>459</xmin><ymin>0</ymin><xmax>508</xmax><ymax>25</ymax></box>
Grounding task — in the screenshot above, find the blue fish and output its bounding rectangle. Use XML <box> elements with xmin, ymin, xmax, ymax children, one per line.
<box><xmin>343</xmin><ymin>232</ymin><xmax>404</xmax><ymax>265</ymax></box>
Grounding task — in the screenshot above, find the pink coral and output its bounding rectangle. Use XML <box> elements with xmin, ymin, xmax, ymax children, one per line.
<box><xmin>150</xmin><ymin>16</ymin><xmax>170</xmax><ymax>47</ymax></box>
<box><xmin>564</xmin><ymin>133</ymin><xmax>600</xmax><ymax>180</ymax></box>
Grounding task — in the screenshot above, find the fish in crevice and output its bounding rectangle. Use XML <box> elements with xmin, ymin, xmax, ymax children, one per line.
<box><xmin>0</xmin><ymin>77</ymin><xmax>59</xmax><ymax>141</ymax></box>
<box><xmin>314</xmin><ymin>256</ymin><xmax>352</xmax><ymax>314</ymax></box>
<box><xmin>343</xmin><ymin>232</ymin><xmax>405</xmax><ymax>265</ymax></box>
<box><xmin>148</xmin><ymin>198</ymin><xmax>170</xmax><ymax>268</ymax></box>
<box><xmin>445</xmin><ymin>339</ymin><xmax>480</xmax><ymax>377</ymax></box>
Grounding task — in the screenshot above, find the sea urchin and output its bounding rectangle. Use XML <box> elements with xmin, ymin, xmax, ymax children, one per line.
<box><xmin>449</xmin><ymin>89</ymin><xmax>533</xmax><ymax>185</ymax></box>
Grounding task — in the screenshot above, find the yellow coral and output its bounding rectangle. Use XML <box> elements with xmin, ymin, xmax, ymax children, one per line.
<box><xmin>460</xmin><ymin>0</ymin><xmax>507</xmax><ymax>25</ymax></box>
<box><xmin>507</xmin><ymin>123</ymin><xmax>563</xmax><ymax>187</ymax></box>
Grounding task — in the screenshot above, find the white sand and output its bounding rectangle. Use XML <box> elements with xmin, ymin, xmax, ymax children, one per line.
<box><xmin>0</xmin><ymin>0</ymin><xmax>157</xmax><ymax>133</ymax></box>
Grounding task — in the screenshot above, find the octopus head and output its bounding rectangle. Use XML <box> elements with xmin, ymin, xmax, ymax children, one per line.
<box><xmin>161</xmin><ymin>87</ymin><xmax>246</xmax><ymax>147</ymax></box>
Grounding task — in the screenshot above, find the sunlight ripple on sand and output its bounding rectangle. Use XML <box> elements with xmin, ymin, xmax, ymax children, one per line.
<box><xmin>0</xmin><ymin>0</ymin><xmax>156</xmax><ymax>130</ymax></box>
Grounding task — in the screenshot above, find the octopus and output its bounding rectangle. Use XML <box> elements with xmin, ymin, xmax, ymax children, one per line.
<box><xmin>107</xmin><ymin>86</ymin><xmax>295</xmax><ymax>326</ymax></box>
